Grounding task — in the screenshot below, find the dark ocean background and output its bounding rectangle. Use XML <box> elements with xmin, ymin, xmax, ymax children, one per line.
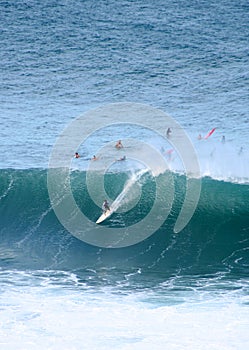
<box><xmin>0</xmin><ymin>0</ymin><xmax>248</xmax><ymax>348</ymax></box>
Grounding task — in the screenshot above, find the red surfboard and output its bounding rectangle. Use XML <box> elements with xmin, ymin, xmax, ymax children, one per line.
<box><xmin>204</xmin><ymin>128</ymin><xmax>216</xmax><ymax>139</ymax></box>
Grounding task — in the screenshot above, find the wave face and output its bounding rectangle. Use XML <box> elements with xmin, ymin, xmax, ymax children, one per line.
<box><xmin>0</xmin><ymin>168</ymin><xmax>248</xmax><ymax>277</ymax></box>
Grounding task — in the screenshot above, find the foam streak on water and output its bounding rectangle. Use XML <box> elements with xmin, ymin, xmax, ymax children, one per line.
<box><xmin>111</xmin><ymin>169</ymin><xmax>149</xmax><ymax>212</ymax></box>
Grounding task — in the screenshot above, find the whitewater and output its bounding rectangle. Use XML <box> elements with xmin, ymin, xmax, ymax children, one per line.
<box><xmin>1</xmin><ymin>0</ymin><xmax>249</xmax><ymax>349</ymax></box>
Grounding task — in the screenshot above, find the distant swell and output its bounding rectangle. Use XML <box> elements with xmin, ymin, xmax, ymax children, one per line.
<box><xmin>0</xmin><ymin>168</ymin><xmax>248</xmax><ymax>276</ymax></box>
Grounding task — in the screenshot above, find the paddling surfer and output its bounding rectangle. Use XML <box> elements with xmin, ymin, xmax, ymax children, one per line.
<box><xmin>117</xmin><ymin>155</ymin><xmax>126</xmax><ymax>161</ymax></box>
<box><xmin>115</xmin><ymin>140</ymin><xmax>123</xmax><ymax>149</ymax></box>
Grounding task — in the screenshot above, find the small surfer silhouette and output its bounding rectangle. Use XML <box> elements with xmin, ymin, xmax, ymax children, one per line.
<box><xmin>166</xmin><ymin>128</ymin><xmax>172</xmax><ymax>138</ymax></box>
<box><xmin>117</xmin><ymin>155</ymin><xmax>126</xmax><ymax>161</ymax></box>
<box><xmin>102</xmin><ymin>199</ymin><xmax>110</xmax><ymax>213</ymax></box>
<box><xmin>115</xmin><ymin>140</ymin><xmax>123</xmax><ymax>149</ymax></box>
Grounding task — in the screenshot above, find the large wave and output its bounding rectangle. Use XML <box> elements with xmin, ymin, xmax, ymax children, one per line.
<box><xmin>0</xmin><ymin>168</ymin><xmax>248</xmax><ymax>276</ymax></box>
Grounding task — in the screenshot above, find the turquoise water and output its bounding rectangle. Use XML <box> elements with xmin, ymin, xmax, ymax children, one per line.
<box><xmin>0</xmin><ymin>0</ymin><xmax>249</xmax><ymax>348</ymax></box>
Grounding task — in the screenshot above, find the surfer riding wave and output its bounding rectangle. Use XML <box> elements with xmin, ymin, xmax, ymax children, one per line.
<box><xmin>102</xmin><ymin>199</ymin><xmax>110</xmax><ymax>213</ymax></box>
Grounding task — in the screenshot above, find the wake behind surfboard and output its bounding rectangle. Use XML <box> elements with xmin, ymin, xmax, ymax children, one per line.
<box><xmin>95</xmin><ymin>168</ymin><xmax>148</xmax><ymax>224</ymax></box>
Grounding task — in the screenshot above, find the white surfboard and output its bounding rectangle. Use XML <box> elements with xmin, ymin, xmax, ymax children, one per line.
<box><xmin>96</xmin><ymin>209</ymin><xmax>113</xmax><ymax>224</ymax></box>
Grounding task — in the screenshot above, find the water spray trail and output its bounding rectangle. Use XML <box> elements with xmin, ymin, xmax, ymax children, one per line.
<box><xmin>111</xmin><ymin>169</ymin><xmax>148</xmax><ymax>212</ymax></box>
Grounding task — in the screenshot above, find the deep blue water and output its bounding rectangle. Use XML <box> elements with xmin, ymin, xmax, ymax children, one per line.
<box><xmin>0</xmin><ymin>0</ymin><xmax>249</xmax><ymax>348</ymax></box>
<box><xmin>1</xmin><ymin>0</ymin><xmax>249</xmax><ymax>170</ymax></box>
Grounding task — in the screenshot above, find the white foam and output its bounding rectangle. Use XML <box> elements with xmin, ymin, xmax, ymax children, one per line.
<box><xmin>0</xmin><ymin>270</ymin><xmax>248</xmax><ymax>350</ymax></box>
<box><xmin>111</xmin><ymin>168</ymin><xmax>149</xmax><ymax>213</ymax></box>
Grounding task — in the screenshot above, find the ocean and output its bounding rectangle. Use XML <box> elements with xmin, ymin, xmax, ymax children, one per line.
<box><xmin>1</xmin><ymin>0</ymin><xmax>249</xmax><ymax>349</ymax></box>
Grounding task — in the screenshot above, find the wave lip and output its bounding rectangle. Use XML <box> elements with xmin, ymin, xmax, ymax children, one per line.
<box><xmin>0</xmin><ymin>168</ymin><xmax>248</xmax><ymax>273</ymax></box>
